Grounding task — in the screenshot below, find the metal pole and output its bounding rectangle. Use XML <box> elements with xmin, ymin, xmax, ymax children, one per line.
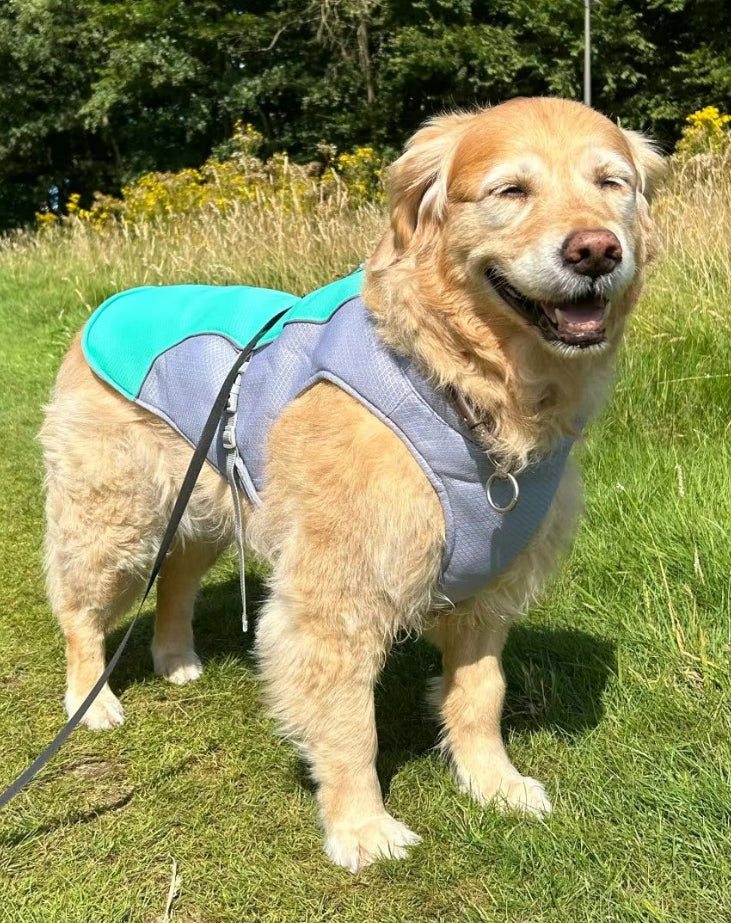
<box><xmin>584</xmin><ymin>0</ymin><xmax>591</xmax><ymax>107</ymax></box>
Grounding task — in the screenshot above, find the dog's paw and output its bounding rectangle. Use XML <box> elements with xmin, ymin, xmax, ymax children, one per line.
<box><xmin>491</xmin><ymin>775</ymin><xmax>552</xmax><ymax>818</ymax></box>
<box><xmin>461</xmin><ymin>771</ymin><xmax>551</xmax><ymax>818</ymax></box>
<box><xmin>152</xmin><ymin>647</ymin><xmax>203</xmax><ymax>685</ymax></box>
<box><xmin>324</xmin><ymin>813</ymin><xmax>422</xmax><ymax>873</ymax></box>
<box><xmin>65</xmin><ymin>684</ymin><xmax>125</xmax><ymax>730</ymax></box>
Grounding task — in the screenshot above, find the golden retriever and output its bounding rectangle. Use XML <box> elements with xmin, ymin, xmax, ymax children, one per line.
<box><xmin>41</xmin><ymin>97</ymin><xmax>663</xmax><ymax>871</ymax></box>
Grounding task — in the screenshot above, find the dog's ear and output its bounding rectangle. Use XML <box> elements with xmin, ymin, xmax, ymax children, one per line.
<box><xmin>376</xmin><ymin>112</ymin><xmax>472</xmax><ymax>265</ymax></box>
<box><xmin>622</xmin><ymin>129</ymin><xmax>667</xmax><ymax>262</ymax></box>
<box><xmin>622</xmin><ymin>129</ymin><xmax>667</xmax><ymax>202</ymax></box>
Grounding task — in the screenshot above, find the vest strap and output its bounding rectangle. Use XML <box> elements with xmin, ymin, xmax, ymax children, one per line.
<box><xmin>223</xmin><ymin>364</ymin><xmax>250</xmax><ymax>631</ymax></box>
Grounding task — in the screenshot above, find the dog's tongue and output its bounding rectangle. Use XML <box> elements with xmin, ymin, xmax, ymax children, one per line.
<box><xmin>541</xmin><ymin>299</ymin><xmax>606</xmax><ymax>338</ymax></box>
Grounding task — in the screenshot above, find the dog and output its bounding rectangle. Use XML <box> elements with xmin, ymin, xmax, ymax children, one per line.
<box><xmin>41</xmin><ymin>97</ymin><xmax>663</xmax><ymax>872</ymax></box>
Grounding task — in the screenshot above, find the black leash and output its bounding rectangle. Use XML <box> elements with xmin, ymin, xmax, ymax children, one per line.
<box><xmin>0</xmin><ymin>310</ymin><xmax>286</xmax><ymax>812</ymax></box>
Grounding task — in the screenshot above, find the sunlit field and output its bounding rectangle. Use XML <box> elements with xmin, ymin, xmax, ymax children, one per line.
<box><xmin>0</xmin><ymin>155</ymin><xmax>729</xmax><ymax>922</ymax></box>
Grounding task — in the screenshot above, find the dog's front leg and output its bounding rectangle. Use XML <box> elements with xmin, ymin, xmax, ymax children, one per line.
<box><xmin>428</xmin><ymin>609</ymin><xmax>551</xmax><ymax>817</ymax></box>
<box><xmin>255</xmin><ymin>589</ymin><xmax>421</xmax><ymax>872</ymax></box>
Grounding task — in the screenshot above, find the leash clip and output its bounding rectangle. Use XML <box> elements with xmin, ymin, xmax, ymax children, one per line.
<box><xmin>222</xmin><ymin>421</ymin><xmax>237</xmax><ymax>451</ymax></box>
<box><xmin>223</xmin><ymin>369</ymin><xmax>245</xmax><ymax>451</ymax></box>
<box><xmin>226</xmin><ymin>377</ymin><xmax>242</xmax><ymax>413</ymax></box>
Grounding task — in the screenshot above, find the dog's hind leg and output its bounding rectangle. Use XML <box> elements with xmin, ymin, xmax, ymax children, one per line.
<box><xmin>43</xmin><ymin>442</ymin><xmax>167</xmax><ymax>729</ymax></box>
<box><xmin>47</xmin><ymin>554</ymin><xmax>144</xmax><ymax>731</ymax></box>
<box><xmin>43</xmin><ymin>461</ymin><xmax>160</xmax><ymax>729</ymax></box>
<box><xmin>152</xmin><ymin>540</ymin><xmax>220</xmax><ymax>684</ymax></box>
<box><xmin>41</xmin><ymin>337</ymin><xmax>234</xmax><ymax>728</ymax></box>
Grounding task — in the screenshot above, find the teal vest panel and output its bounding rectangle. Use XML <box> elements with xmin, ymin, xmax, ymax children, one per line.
<box><xmin>83</xmin><ymin>271</ymin><xmax>364</xmax><ymax>399</ymax></box>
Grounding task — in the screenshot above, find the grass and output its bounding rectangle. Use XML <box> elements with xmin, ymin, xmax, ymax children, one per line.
<box><xmin>0</xmin><ymin>173</ymin><xmax>730</xmax><ymax>922</ymax></box>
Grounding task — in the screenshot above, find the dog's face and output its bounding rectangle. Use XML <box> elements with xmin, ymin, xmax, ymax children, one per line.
<box><xmin>377</xmin><ymin>97</ymin><xmax>665</xmax><ymax>357</ymax></box>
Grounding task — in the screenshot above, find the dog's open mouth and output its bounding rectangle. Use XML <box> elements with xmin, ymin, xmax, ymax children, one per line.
<box><xmin>485</xmin><ymin>268</ymin><xmax>608</xmax><ymax>348</ymax></box>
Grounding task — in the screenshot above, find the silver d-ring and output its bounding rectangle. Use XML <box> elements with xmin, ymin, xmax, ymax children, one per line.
<box><xmin>486</xmin><ymin>471</ymin><xmax>519</xmax><ymax>513</ymax></box>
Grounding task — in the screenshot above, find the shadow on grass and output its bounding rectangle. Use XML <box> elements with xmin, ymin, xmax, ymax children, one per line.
<box><xmin>105</xmin><ymin>571</ymin><xmax>268</xmax><ymax>691</ymax></box>
<box><xmin>0</xmin><ymin>756</ymin><xmax>200</xmax><ymax>847</ymax></box>
<box><xmin>373</xmin><ymin>624</ymin><xmax>616</xmax><ymax>794</ymax></box>
<box><xmin>503</xmin><ymin>624</ymin><xmax>617</xmax><ymax>736</ymax></box>
<box><xmin>105</xmin><ymin>574</ymin><xmax>615</xmax><ymax>797</ymax></box>
<box><xmin>0</xmin><ymin>793</ymin><xmax>136</xmax><ymax>848</ymax></box>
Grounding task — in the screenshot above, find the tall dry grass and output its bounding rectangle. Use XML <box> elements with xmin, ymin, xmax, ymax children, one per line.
<box><xmin>0</xmin><ymin>197</ymin><xmax>386</xmax><ymax>316</ymax></box>
<box><xmin>649</xmin><ymin>149</ymin><xmax>731</xmax><ymax>315</ymax></box>
<box><xmin>0</xmin><ymin>149</ymin><xmax>728</xmax><ymax>329</ymax></box>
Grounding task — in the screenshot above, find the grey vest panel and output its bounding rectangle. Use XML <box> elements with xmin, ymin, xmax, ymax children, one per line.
<box><xmin>138</xmin><ymin>296</ymin><xmax>573</xmax><ymax>603</ymax></box>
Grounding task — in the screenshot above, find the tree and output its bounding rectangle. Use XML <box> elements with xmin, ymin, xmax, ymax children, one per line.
<box><xmin>1</xmin><ymin>0</ymin><xmax>729</xmax><ymax>228</ymax></box>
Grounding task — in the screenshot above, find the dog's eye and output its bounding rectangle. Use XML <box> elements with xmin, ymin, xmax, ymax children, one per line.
<box><xmin>598</xmin><ymin>177</ymin><xmax>625</xmax><ymax>190</ymax></box>
<box><xmin>495</xmin><ymin>184</ymin><xmax>528</xmax><ymax>199</ymax></box>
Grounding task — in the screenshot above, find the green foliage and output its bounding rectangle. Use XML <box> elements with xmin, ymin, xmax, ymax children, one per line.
<box><xmin>0</xmin><ymin>0</ymin><xmax>102</xmax><ymax>226</ymax></box>
<box><xmin>2</xmin><ymin>0</ymin><xmax>731</xmax><ymax>228</ymax></box>
<box><xmin>675</xmin><ymin>106</ymin><xmax>731</xmax><ymax>160</ymax></box>
<box><xmin>35</xmin><ymin>122</ymin><xmax>385</xmax><ymax>230</ymax></box>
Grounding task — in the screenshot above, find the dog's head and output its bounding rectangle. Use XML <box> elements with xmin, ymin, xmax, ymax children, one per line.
<box><xmin>370</xmin><ymin>97</ymin><xmax>665</xmax><ymax>356</ymax></box>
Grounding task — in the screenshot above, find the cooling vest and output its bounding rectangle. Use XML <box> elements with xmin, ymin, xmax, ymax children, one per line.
<box><xmin>83</xmin><ymin>269</ymin><xmax>574</xmax><ymax>604</ymax></box>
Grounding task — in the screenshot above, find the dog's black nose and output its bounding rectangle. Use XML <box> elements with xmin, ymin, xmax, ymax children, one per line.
<box><xmin>562</xmin><ymin>229</ymin><xmax>622</xmax><ymax>277</ymax></box>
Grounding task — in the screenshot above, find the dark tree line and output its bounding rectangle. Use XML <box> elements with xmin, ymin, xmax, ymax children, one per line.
<box><xmin>1</xmin><ymin>0</ymin><xmax>730</xmax><ymax>228</ymax></box>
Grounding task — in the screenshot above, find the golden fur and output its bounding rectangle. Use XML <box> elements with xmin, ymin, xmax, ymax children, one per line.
<box><xmin>41</xmin><ymin>97</ymin><xmax>663</xmax><ymax>872</ymax></box>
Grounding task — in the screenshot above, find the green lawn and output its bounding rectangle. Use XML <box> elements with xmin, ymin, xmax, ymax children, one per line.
<box><xmin>0</xmin><ymin>224</ymin><xmax>729</xmax><ymax>922</ymax></box>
